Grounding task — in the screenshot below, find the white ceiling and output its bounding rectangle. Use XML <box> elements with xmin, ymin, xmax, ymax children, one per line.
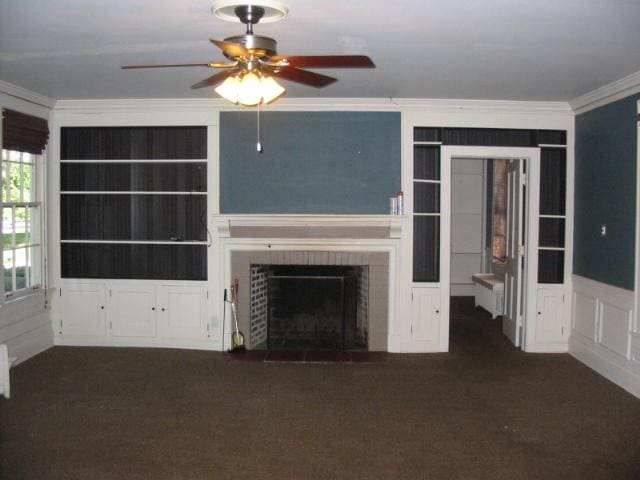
<box><xmin>1</xmin><ymin>0</ymin><xmax>639</xmax><ymax>102</ymax></box>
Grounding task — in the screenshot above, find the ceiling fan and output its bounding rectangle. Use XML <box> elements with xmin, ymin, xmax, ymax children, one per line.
<box><xmin>121</xmin><ymin>2</ymin><xmax>375</xmax><ymax>106</ymax></box>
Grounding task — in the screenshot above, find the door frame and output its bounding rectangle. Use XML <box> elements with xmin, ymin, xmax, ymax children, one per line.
<box><xmin>635</xmin><ymin>102</ymin><xmax>640</xmax><ymax>334</ymax></box>
<box><xmin>441</xmin><ymin>146</ymin><xmax>541</xmax><ymax>351</ymax></box>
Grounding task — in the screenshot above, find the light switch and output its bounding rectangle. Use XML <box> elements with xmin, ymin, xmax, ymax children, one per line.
<box><xmin>600</xmin><ymin>224</ymin><xmax>607</xmax><ymax>236</ymax></box>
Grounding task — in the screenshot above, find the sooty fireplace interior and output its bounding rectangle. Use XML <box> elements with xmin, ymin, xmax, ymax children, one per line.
<box><xmin>250</xmin><ymin>265</ymin><xmax>369</xmax><ymax>350</ymax></box>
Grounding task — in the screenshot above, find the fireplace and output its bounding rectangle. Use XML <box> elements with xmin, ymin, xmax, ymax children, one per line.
<box><xmin>250</xmin><ymin>265</ymin><xmax>368</xmax><ymax>350</ymax></box>
<box><xmin>231</xmin><ymin>250</ymin><xmax>389</xmax><ymax>351</ymax></box>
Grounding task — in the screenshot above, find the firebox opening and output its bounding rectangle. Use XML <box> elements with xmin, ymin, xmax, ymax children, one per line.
<box><xmin>250</xmin><ymin>265</ymin><xmax>369</xmax><ymax>351</ymax></box>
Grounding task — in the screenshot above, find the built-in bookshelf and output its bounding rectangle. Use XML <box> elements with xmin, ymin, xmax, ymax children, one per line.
<box><xmin>60</xmin><ymin>126</ymin><xmax>208</xmax><ymax>280</ymax></box>
<box><xmin>411</xmin><ymin>127</ymin><xmax>567</xmax><ymax>285</ymax></box>
<box><xmin>538</xmin><ymin>146</ymin><xmax>567</xmax><ymax>283</ymax></box>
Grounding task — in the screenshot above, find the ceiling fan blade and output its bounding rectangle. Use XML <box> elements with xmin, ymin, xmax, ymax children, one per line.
<box><xmin>190</xmin><ymin>68</ymin><xmax>239</xmax><ymax>90</ymax></box>
<box><xmin>210</xmin><ymin>39</ymin><xmax>248</xmax><ymax>58</ymax></box>
<box><xmin>270</xmin><ymin>67</ymin><xmax>337</xmax><ymax>88</ymax></box>
<box><xmin>270</xmin><ymin>55</ymin><xmax>375</xmax><ymax>68</ymax></box>
<box><xmin>121</xmin><ymin>62</ymin><xmax>215</xmax><ymax>69</ymax></box>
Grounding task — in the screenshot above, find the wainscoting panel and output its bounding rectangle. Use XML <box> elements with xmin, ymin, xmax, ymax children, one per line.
<box><xmin>0</xmin><ymin>291</ymin><xmax>53</xmax><ymax>365</ymax></box>
<box><xmin>599</xmin><ymin>302</ymin><xmax>632</xmax><ymax>357</ymax></box>
<box><xmin>570</xmin><ymin>275</ymin><xmax>640</xmax><ymax>398</ymax></box>
<box><xmin>573</xmin><ymin>291</ymin><xmax>597</xmax><ymax>340</ymax></box>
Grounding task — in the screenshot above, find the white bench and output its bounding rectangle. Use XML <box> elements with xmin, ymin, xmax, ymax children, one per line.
<box><xmin>0</xmin><ymin>344</ymin><xmax>16</xmax><ymax>399</ymax></box>
<box><xmin>472</xmin><ymin>273</ymin><xmax>505</xmax><ymax>319</ymax></box>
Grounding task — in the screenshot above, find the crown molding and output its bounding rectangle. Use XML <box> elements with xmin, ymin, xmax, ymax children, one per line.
<box><xmin>570</xmin><ymin>70</ymin><xmax>640</xmax><ymax>115</ymax></box>
<box><xmin>389</xmin><ymin>98</ymin><xmax>572</xmax><ymax>115</ymax></box>
<box><xmin>0</xmin><ymin>80</ymin><xmax>56</xmax><ymax>109</ymax></box>
<box><xmin>53</xmin><ymin>97</ymin><xmax>572</xmax><ymax>116</ymax></box>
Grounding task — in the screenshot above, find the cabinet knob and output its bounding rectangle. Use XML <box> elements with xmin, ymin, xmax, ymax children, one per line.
<box><xmin>435</xmin><ymin>309</ymin><xmax>440</xmax><ymax>314</ymax></box>
<box><xmin>152</xmin><ymin>307</ymin><xmax>156</xmax><ymax>311</ymax></box>
<box><xmin>100</xmin><ymin>306</ymin><xmax>104</xmax><ymax>310</ymax></box>
<box><xmin>161</xmin><ymin>308</ymin><xmax>165</xmax><ymax>312</ymax></box>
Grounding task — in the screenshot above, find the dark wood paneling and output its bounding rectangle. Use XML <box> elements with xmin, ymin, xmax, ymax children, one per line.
<box><xmin>61</xmin><ymin>244</ymin><xmax>207</xmax><ymax>280</ymax></box>
<box><xmin>540</xmin><ymin>148</ymin><xmax>566</xmax><ymax>215</ymax></box>
<box><xmin>442</xmin><ymin>128</ymin><xmax>536</xmax><ymax>147</ymax></box>
<box><xmin>413</xmin><ymin>127</ymin><xmax>441</xmax><ymax>142</ymax></box>
<box><xmin>538</xmin><ymin>250</ymin><xmax>564</xmax><ymax>284</ymax></box>
<box><xmin>413</xmin><ymin>183</ymin><xmax>440</xmax><ymax>214</ymax></box>
<box><xmin>539</xmin><ymin>218</ymin><xmax>565</xmax><ymax>248</ymax></box>
<box><xmin>60</xmin><ymin>194</ymin><xmax>207</xmax><ymax>241</ymax></box>
<box><xmin>413</xmin><ymin>216</ymin><xmax>440</xmax><ymax>282</ymax></box>
<box><xmin>61</xmin><ymin>163</ymin><xmax>207</xmax><ymax>192</ymax></box>
<box><xmin>61</xmin><ymin>126</ymin><xmax>207</xmax><ymax>159</ymax></box>
<box><xmin>413</xmin><ymin>127</ymin><xmax>567</xmax><ymax>148</ymax></box>
<box><xmin>536</xmin><ymin>130</ymin><xmax>567</xmax><ymax>146</ymax></box>
<box><xmin>413</xmin><ymin>146</ymin><xmax>440</xmax><ymax>180</ymax></box>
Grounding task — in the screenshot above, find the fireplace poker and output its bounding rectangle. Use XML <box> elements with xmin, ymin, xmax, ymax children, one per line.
<box><xmin>228</xmin><ymin>279</ymin><xmax>246</xmax><ymax>352</ymax></box>
<box><xmin>223</xmin><ymin>287</ymin><xmax>227</xmax><ymax>342</ymax></box>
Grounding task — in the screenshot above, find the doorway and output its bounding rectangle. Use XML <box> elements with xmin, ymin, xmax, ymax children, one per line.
<box><xmin>441</xmin><ymin>146</ymin><xmax>540</xmax><ymax>352</ymax></box>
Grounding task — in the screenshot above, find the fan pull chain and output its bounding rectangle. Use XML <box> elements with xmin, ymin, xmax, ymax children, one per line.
<box><xmin>256</xmin><ymin>101</ymin><xmax>263</xmax><ymax>153</ymax></box>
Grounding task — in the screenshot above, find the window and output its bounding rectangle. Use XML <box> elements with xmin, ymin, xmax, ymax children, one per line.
<box><xmin>1</xmin><ymin>149</ymin><xmax>42</xmax><ymax>297</ymax></box>
<box><xmin>490</xmin><ymin>159</ymin><xmax>508</xmax><ymax>265</ymax></box>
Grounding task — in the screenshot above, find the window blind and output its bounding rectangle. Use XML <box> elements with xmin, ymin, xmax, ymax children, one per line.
<box><xmin>2</xmin><ymin>109</ymin><xmax>49</xmax><ymax>154</ymax></box>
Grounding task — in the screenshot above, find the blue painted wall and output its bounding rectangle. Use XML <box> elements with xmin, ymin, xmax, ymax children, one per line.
<box><xmin>574</xmin><ymin>93</ymin><xmax>639</xmax><ymax>290</ymax></box>
<box><xmin>220</xmin><ymin>111</ymin><xmax>401</xmax><ymax>214</ymax></box>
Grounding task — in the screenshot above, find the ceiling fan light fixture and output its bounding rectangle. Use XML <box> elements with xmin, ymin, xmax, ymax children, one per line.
<box><xmin>260</xmin><ymin>75</ymin><xmax>286</xmax><ymax>104</ymax></box>
<box><xmin>214</xmin><ymin>75</ymin><xmax>241</xmax><ymax>103</ymax></box>
<box><xmin>236</xmin><ymin>71</ymin><xmax>263</xmax><ymax>106</ymax></box>
<box><xmin>215</xmin><ymin>71</ymin><xmax>286</xmax><ymax>106</ymax></box>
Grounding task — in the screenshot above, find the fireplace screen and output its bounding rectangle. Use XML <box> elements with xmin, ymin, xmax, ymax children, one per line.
<box><xmin>250</xmin><ymin>265</ymin><xmax>368</xmax><ymax>350</ymax></box>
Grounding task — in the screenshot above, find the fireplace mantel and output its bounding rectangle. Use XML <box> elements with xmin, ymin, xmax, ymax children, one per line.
<box><xmin>215</xmin><ymin>214</ymin><xmax>406</xmax><ymax>239</ymax></box>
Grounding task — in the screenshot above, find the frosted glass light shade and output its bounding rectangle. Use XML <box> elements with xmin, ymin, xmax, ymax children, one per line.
<box><xmin>260</xmin><ymin>76</ymin><xmax>286</xmax><ymax>104</ymax></box>
<box><xmin>215</xmin><ymin>72</ymin><xmax>287</xmax><ymax>106</ymax></box>
<box><xmin>237</xmin><ymin>72</ymin><xmax>262</xmax><ymax>106</ymax></box>
<box><xmin>214</xmin><ymin>76</ymin><xmax>240</xmax><ymax>103</ymax></box>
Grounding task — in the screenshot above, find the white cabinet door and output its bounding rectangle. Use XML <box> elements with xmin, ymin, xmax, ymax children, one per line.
<box><xmin>157</xmin><ymin>285</ymin><xmax>207</xmax><ymax>339</ymax></box>
<box><xmin>108</xmin><ymin>285</ymin><xmax>157</xmax><ymax>338</ymax></box>
<box><xmin>535</xmin><ymin>289</ymin><xmax>565</xmax><ymax>344</ymax></box>
<box><xmin>60</xmin><ymin>284</ymin><xmax>106</xmax><ymax>336</ymax></box>
<box><xmin>411</xmin><ymin>288</ymin><xmax>441</xmax><ymax>344</ymax></box>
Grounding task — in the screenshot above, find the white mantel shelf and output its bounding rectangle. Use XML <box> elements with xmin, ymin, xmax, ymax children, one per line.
<box><xmin>214</xmin><ymin>214</ymin><xmax>406</xmax><ymax>239</ymax></box>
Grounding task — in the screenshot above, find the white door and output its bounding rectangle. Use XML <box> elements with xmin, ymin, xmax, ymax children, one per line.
<box><xmin>108</xmin><ymin>286</ymin><xmax>157</xmax><ymax>337</ymax></box>
<box><xmin>503</xmin><ymin>159</ymin><xmax>526</xmax><ymax>346</ymax></box>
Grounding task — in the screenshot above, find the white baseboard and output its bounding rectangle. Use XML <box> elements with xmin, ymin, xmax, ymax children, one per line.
<box><xmin>54</xmin><ymin>336</ymin><xmax>222</xmax><ymax>352</ymax></box>
<box><xmin>388</xmin><ymin>336</ymin><xmax>447</xmax><ymax>353</ymax></box>
<box><xmin>570</xmin><ymin>335</ymin><xmax>640</xmax><ymax>398</ymax></box>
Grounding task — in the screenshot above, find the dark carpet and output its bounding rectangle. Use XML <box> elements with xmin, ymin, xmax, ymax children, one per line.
<box><xmin>2</xmin><ymin>297</ymin><xmax>640</xmax><ymax>479</ymax></box>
